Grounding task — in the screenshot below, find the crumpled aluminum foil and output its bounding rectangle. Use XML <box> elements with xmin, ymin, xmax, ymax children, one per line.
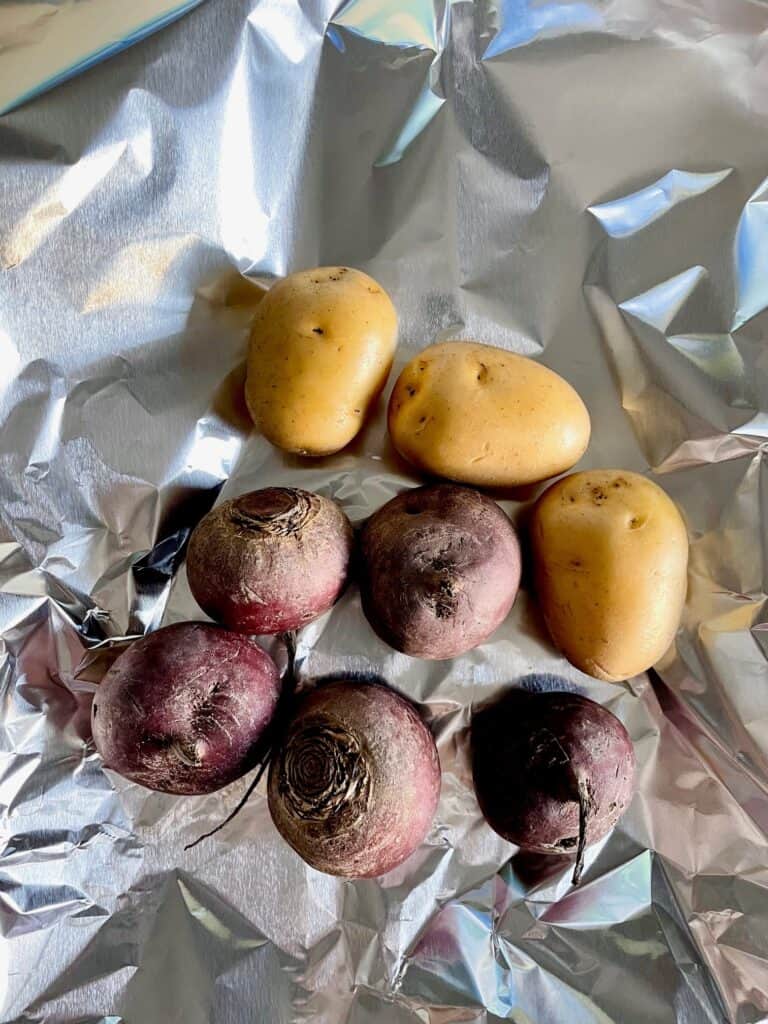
<box><xmin>1</xmin><ymin>1</ymin><xmax>767</xmax><ymax>1021</ymax></box>
<box><xmin>0</xmin><ymin>1</ymin><xmax>207</xmax><ymax>116</ymax></box>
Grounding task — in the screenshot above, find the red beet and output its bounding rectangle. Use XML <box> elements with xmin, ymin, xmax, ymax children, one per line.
<box><xmin>268</xmin><ymin>680</ymin><xmax>441</xmax><ymax>878</ymax></box>
<box><xmin>471</xmin><ymin>686</ymin><xmax>635</xmax><ymax>884</ymax></box>
<box><xmin>91</xmin><ymin>622</ymin><xmax>281</xmax><ymax>795</ymax></box>
<box><xmin>186</xmin><ymin>487</ymin><xmax>353</xmax><ymax>634</ymax></box>
<box><xmin>360</xmin><ymin>484</ymin><xmax>521</xmax><ymax>660</ymax></box>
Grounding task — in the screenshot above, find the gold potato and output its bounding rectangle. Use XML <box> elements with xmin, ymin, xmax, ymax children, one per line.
<box><xmin>387</xmin><ymin>341</ymin><xmax>590</xmax><ymax>487</ymax></box>
<box><xmin>246</xmin><ymin>267</ymin><xmax>397</xmax><ymax>456</ymax></box>
<box><xmin>531</xmin><ymin>470</ymin><xmax>689</xmax><ymax>682</ymax></box>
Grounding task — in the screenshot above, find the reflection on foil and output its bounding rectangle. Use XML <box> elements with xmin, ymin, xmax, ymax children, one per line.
<box><xmin>586</xmin><ymin>162</ymin><xmax>768</xmax><ymax>475</ymax></box>
<box><xmin>333</xmin><ymin>0</ymin><xmax>448</xmax><ymax>167</ymax></box>
<box><xmin>734</xmin><ymin>175</ymin><xmax>768</xmax><ymax>331</ymax></box>
<box><xmin>1</xmin><ymin>0</ymin><xmax>768</xmax><ymax>1022</ymax></box>
<box><xmin>376</xmin><ymin>79</ymin><xmax>445</xmax><ymax>168</ymax></box>
<box><xmin>0</xmin><ymin>1</ymin><xmax>208</xmax><ymax>116</ymax></box>
<box><xmin>589</xmin><ymin>169</ymin><xmax>733</xmax><ymax>240</ymax></box>
<box><xmin>334</xmin><ymin>0</ymin><xmax>438</xmax><ymax>48</ymax></box>
<box><xmin>484</xmin><ymin>0</ymin><xmax>604</xmax><ymax>57</ymax></box>
<box><xmin>0</xmin><ymin>143</ymin><xmax>130</xmax><ymax>272</ymax></box>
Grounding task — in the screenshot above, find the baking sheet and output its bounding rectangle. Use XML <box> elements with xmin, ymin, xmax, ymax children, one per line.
<box><xmin>1</xmin><ymin>0</ymin><xmax>767</xmax><ymax>1021</ymax></box>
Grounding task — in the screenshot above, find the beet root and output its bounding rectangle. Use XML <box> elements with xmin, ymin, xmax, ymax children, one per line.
<box><xmin>360</xmin><ymin>484</ymin><xmax>521</xmax><ymax>660</ymax></box>
<box><xmin>92</xmin><ymin>622</ymin><xmax>281</xmax><ymax>795</ymax></box>
<box><xmin>268</xmin><ymin>680</ymin><xmax>441</xmax><ymax>878</ymax></box>
<box><xmin>186</xmin><ymin>487</ymin><xmax>353</xmax><ymax>634</ymax></box>
<box><xmin>471</xmin><ymin>687</ymin><xmax>635</xmax><ymax>884</ymax></box>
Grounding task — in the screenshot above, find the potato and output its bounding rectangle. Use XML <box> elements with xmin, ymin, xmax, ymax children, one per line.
<box><xmin>388</xmin><ymin>341</ymin><xmax>590</xmax><ymax>487</ymax></box>
<box><xmin>531</xmin><ymin>470</ymin><xmax>689</xmax><ymax>682</ymax></box>
<box><xmin>246</xmin><ymin>266</ymin><xmax>397</xmax><ymax>455</ymax></box>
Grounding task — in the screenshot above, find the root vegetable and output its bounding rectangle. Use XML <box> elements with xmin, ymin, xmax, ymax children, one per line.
<box><xmin>91</xmin><ymin>622</ymin><xmax>281</xmax><ymax>795</ymax></box>
<box><xmin>268</xmin><ymin>680</ymin><xmax>440</xmax><ymax>878</ymax></box>
<box><xmin>360</xmin><ymin>484</ymin><xmax>521</xmax><ymax>659</ymax></box>
<box><xmin>471</xmin><ymin>686</ymin><xmax>635</xmax><ymax>884</ymax></box>
<box><xmin>186</xmin><ymin>487</ymin><xmax>353</xmax><ymax>634</ymax></box>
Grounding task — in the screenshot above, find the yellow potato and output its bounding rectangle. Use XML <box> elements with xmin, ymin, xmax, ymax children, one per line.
<box><xmin>531</xmin><ymin>470</ymin><xmax>689</xmax><ymax>682</ymax></box>
<box><xmin>387</xmin><ymin>341</ymin><xmax>590</xmax><ymax>487</ymax></box>
<box><xmin>246</xmin><ymin>267</ymin><xmax>397</xmax><ymax>456</ymax></box>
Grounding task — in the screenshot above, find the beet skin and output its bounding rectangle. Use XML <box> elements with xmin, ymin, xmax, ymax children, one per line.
<box><xmin>360</xmin><ymin>484</ymin><xmax>521</xmax><ymax>659</ymax></box>
<box><xmin>92</xmin><ymin>622</ymin><xmax>281</xmax><ymax>795</ymax></box>
<box><xmin>187</xmin><ymin>487</ymin><xmax>353</xmax><ymax>634</ymax></box>
<box><xmin>268</xmin><ymin>680</ymin><xmax>441</xmax><ymax>878</ymax></box>
<box><xmin>472</xmin><ymin>687</ymin><xmax>635</xmax><ymax>883</ymax></box>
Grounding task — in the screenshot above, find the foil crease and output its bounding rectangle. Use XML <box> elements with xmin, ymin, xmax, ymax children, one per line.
<box><xmin>1</xmin><ymin>1</ymin><xmax>767</xmax><ymax>1021</ymax></box>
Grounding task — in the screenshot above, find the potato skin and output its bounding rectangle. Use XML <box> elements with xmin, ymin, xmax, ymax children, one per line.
<box><xmin>246</xmin><ymin>267</ymin><xmax>398</xmax><ymax>456</ymax></box>
<box><xmin>531</xmin><ymin>470</ymin><xmax>689</xmax><ymax>682</ymax></box>
<box><xmin>187</xmin><ymin>487</ymin><xmax>353</xmax><ymax>635</ymax></box>
<box><xmin>91</xmin><ymin>623</ymin><xmax>281</xmax><ymax>795</ymax></box>
<box><xmin>360</xmin><ymin>484</ymin><xmax>521</xmax><ymax>660</ymax></box>
<box><xmin>268</xmin><ymin>680</ymin><xmax>440</xmax><ymax>878</ymax></box>
<box><xmin>388</xmin><ymin>341</ymin><xmax>590</xmax><ymax>487</ymax></box>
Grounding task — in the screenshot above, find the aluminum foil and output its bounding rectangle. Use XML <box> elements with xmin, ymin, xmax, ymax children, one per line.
<box><xmin>0</xmin><ymin>1</ymin><xmax>207</xmax><ymax>116</ymax></box>
<box><xmin>1</xmin><ymin>1</ymin><xmax>767</xmax><ymax>1021</ymax></box>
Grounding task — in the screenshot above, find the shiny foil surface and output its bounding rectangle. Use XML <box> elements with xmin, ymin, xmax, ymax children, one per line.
<box><xmin>1</xmin><ymin>1</ymin><xmax>767</xmax><ymax>1021</ymax></box>
<box><xmin>0</xmin><ymin>1</ymin><xmax>207</xmax><ymax>116</ymax></box>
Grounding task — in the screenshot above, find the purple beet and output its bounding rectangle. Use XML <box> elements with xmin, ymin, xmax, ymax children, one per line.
<box><xmin>360</xmin><ymin>484</ymin><xmax>521</xmax><ymax>659</ymax></box>
<box><xmin>186</xmin><ymin>487</ymin><xmax>353</xmax><ymax>634</ymax></box>
<box><xmin>471</xmin><ymin>686</ymin><xmax>635</xmax><ymax>884</ymax></box>
<box><xmin>91</xmin><ymin>622</ymin><xmax>281</xmax><ymax>795</ymax></box>
<box><xmin>268</xmin><ymin>680</ymin><xmax>441</xmax><ymax>878</ymax></box>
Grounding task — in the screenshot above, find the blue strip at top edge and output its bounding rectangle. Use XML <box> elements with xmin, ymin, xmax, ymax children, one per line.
<box><xmin>0</xmin><ymin>0</ymin><xmax>207</xmax><ymax>117</ymax></box>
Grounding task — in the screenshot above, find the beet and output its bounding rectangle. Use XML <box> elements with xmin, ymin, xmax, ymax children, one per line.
<box><xmin>268</xmin><ymin>680</ymin><xmax>441</xmax><ymax>878</ymax></box>
<box><xmin>471</xmin><ymin>687</ymin><xmax>635</xmax><ymax>884</ymax></box>
<box><xmin>91</xmin><ymin>622</ymin><xmax>281</xmax><ymax>795</ymax></box>
<box><xmin>186</xmin><ymin>487</ymin><xmax>353</xmax><ymax>634</ymax></box>
<box><xmin>359</xmin><ymin>484</ymin><xmax>521</xmax><ymax>660</ymax></box>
